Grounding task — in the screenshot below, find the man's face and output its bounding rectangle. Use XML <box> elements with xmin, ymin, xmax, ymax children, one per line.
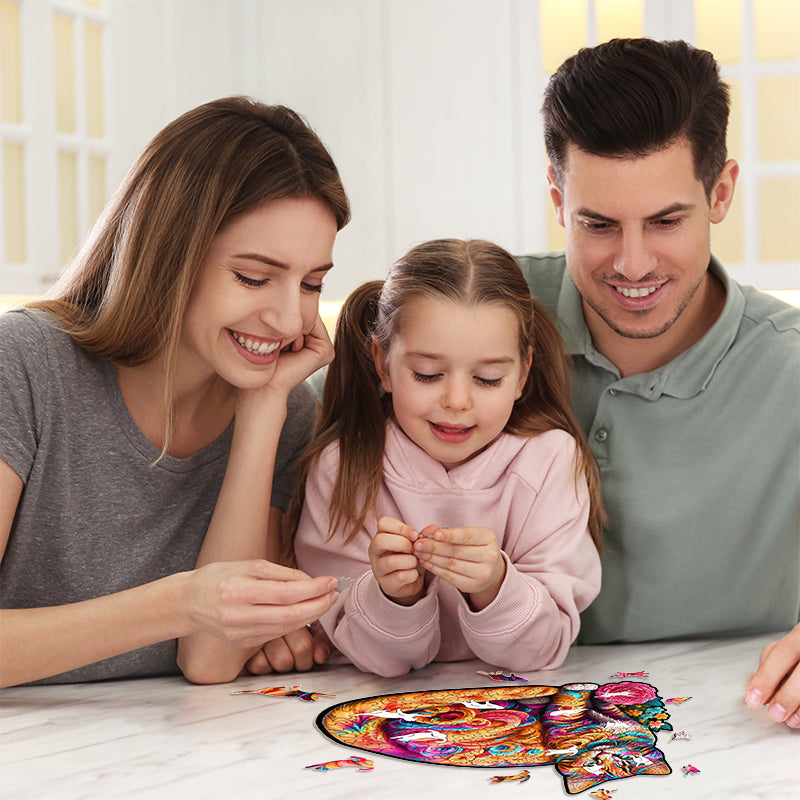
<box><xmin>548</xmin><ymin>140</ymin><xmax>736</xmax><ymax>360</ymax></box>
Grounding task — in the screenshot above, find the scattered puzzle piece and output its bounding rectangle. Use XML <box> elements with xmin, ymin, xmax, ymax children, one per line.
<box><xmin>306</xmin><ymin>757</ymin><xmax>374</xmax><ymax>772</ymax></box>
<box><xmin>232</xmin><ymin>685</ymin><xmax>336</xmax><ymax>702</ymax></box>
<box><xmin>590</xmin><ymin>790</ymin><xmax>617</xmax><ymax>799</ymax></box>
<box><xmin>666</xmin><ymin>697</ymin><xmax>692</xmax><ymax>704</ymax></box>
<box><xmin>477</xmin><ymin>670</ymin><xmax>528</xmax><ymax>682</ymax></box>
<box><xmin>670</xmin><ymin>730</ymin><xmax>692</xmax><ymax>741</ymax></box>
<box><xmin>610</xmin><ymin>671</ymin><xmax>650</xmax><ymax>678</ymax></box>
<box><xmin>681</xmin><ymin>764</ymin><xmax>701</xmax><ymax>776</ymax></box>
<box><xmin>490</xmin><ymin>770</ymin><xmax>530</xmax><ymax>784</ymax></box>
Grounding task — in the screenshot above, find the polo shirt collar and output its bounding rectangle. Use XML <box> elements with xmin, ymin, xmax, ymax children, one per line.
<box><xmin>555</xmin><ymin>256</ymin><xmax>745</xmax><ymax>400</ymax></box>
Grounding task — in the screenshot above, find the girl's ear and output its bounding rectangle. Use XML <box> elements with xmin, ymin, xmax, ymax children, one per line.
<box><xmin>515</xmin><ymin>347</ymin><xmax>533</xmax><ymax>400</ymax></box>
<box><xmin>371</xmin><ymin>340</ymin><xmax>393</xmax><ymax>393</ymax></box>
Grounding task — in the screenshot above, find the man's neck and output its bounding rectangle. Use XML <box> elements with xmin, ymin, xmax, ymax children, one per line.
<box><xmin>585</xmin><ymin>271</ymin><xmax>727</xmax><ymax>378</ymax></box>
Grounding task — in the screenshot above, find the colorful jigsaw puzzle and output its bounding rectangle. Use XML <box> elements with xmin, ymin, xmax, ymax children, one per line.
<box><xmin>316</xmin><ymin>681</ymin><xmax>673</xmax><ymax>794</ymax></box>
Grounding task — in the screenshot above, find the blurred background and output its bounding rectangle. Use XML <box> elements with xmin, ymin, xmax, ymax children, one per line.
<box><xmin>1</xmin><ymin>0</ymin><xmax>798</xmax><ymax>315</ymax></box>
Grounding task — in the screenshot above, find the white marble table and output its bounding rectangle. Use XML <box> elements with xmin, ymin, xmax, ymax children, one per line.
<box><xmin>1</xmin><ymin>634</ymin><xmax>796</xmax><ymax>800</ymax></box>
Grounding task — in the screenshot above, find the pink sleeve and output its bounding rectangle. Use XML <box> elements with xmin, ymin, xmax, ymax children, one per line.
<box><xmin>456</xmin><ymin>436</ymin><xmax>601</xmax><ymax>671</ymax></box>
<box><xmin>294</xmin><ymin>446</ymin><xmax>442</xmax><ymax>677</ymax></box>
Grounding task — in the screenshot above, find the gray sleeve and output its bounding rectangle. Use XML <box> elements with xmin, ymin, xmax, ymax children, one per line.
<box><xmin>0</xmin><ymin>311</ymin><xmax>49</xmax><ymax>482</ymax></box>
<box><xmin>270</xmin><ymin>379</ymin><xmax>318</xmax><ymax>510</ymax></box>
<box><xmin>307</xmin><ymin>365</ymin><xmax>327</xmax><ymax>402</ymax></box>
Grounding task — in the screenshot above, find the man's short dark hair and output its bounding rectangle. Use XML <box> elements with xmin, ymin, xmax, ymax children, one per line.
<box><xmin>542</xmin><ymin>38</ymin><xmax>730</xmax><ymax>198</ymax></box>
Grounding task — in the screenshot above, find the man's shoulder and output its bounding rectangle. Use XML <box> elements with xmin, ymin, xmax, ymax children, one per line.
<box><xmin>738</xmin><ymin>284</ymin><xmax>800</xmax><ymax>339</ymax></box>
<box><xmin>514</xmin><ymin>251</ymin><xmax>567</xmax><ymax>313</ymax></box>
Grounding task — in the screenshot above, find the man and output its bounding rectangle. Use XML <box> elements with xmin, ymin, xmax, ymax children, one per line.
<box><xmin>517</xmin><ymin>38</ymin><xmax>799</xmax><ymax>728</ymax></box>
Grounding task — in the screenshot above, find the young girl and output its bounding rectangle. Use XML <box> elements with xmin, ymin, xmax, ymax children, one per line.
<box><xmin>292</xmin><ymin>239</ymin><xmax>603</xmax><ymax>677</ymax></box>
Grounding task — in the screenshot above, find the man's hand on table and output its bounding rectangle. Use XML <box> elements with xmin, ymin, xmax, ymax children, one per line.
<box><xmin>746</xmin><ymin>623</ymin><xmax>800</xmax><ymax>729</ymax></box>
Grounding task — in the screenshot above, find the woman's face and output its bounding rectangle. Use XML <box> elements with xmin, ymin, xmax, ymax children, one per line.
<box><xmin>181</xmin><ymin>196</ymin><xmax>337</xmax><ymax>390</ymax></box>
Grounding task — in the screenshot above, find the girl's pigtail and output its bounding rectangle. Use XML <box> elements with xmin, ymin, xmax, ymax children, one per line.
<box><xmin>509</xmin><ymin>299</ymin><xmax>606</xmax><ymax>548</ymax></box>
<box><xmin>282</xmin><ymin>281</ymin><xmax>389</xmax><ymax>561</ymax></box>
<box><xmin>321</xmin><ymin>281</ymin><xmax>391</xmax><ymax>541</ymax></box>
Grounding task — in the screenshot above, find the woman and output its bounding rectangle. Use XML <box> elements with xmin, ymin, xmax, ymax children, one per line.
<box><xmin>0</xmin><ymin>97</ymin><xmax>350</xmax><ymax>687</ymax></box>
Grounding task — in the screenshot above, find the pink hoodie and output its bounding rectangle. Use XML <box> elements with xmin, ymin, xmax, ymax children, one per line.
<box><xmin>295</xmin><ymin>420</ymin><xmax>601</xmax><ymax>677</ymax></box>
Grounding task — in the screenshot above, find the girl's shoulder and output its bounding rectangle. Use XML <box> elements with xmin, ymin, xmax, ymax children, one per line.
<box><xmin>502</xmin><ymin>428</ymin><xmax>579</xmax><ymax>474</ymax></box>
<box><xmin>311</xmin><ymin>435</ymin><xmax>344</xmax><ymax>473</ymax></box>
<box><xmin>505</xmin><ymin>427</ymin><xmax>578</xmax><ymax>457</ymax></box>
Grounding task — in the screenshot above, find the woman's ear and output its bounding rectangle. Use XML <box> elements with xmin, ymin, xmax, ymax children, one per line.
<box><xmin>371</xmin><ymin>340</ymin><xmax>393</xmax><ymax>393</ymax></box>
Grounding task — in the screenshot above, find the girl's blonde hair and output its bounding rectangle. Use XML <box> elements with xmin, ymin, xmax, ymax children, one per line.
<box><xmin>30</xmin><ymin>96</ymin><xmax>350</xmax><ymax>451</ymax></box>
<box><xmin>285</xmin><ymin>239</ymin><xmax>604</xmax><ymax>555</ymax></box>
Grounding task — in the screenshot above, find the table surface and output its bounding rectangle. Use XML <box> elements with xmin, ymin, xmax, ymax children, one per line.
<box><xmin>1</xmin><ymin>633</ymin><xmax>796</xmax><ymax>800</ymax></box>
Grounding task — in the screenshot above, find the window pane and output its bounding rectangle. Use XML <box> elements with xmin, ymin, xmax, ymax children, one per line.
<box><xmin>758</xmin><ymin>75</ymin><xmax>800</xmax><ymax>161</ymax></box>
<box><xmin>88</xmin><ymin>153</ymin><xmax>106</xmax><ymax>225</ymax></box>
<box><xmin>596</xmin><ymin>0</ymin><xmax>644</xmax><ymax>42</ymax></box>
<box><xmin>58</xmin><ymin>150</ymin><xmax>78</xmax><ymax>264</ymax></box>
<box><xmin>84</xmin><ymin>21</ymin><xmax>104</xmax><ymax>138</ymax></box>
<box><xmin>695</xmin><ymin>0</ymin><xmax>743</xmax><ymax>64</ymax></box>
<box><xmin>54</xmin><ymin>14</ymin><xmax>75</xmax><ymax>133</ymax></box>
<box><xmin>760</xmin><ymin>177</ymin><xmax>800</xmax><ymax>261</ymax></box>
<box><xmin>82</xmin><ymin>0</ymin><xmax>104</xmax><ymax>8</ymax></box>
<box><xmin>755</xmin><ymin>0</ymin><xmax>800</xmax><ymax>60</ymax></box>
<box><xmin>3</xmin><ymin>140</ymin><xmax>25</xmax><ymax>263</ymax></box>
<box><xmin>541</xmin><ymin>0</ymin><xmax>587</xmax><ymax>73</ymax></box>
<box><xmin>1</xmin><ymin>0</ymin><xmax>22</xmax><ymax>124</ymax></box>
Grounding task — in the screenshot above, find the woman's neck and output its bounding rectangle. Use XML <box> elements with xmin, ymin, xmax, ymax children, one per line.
<box><xmin>116</xmin><ymin>355</ymin><xmax>236</xmax><ymax>459</ymax></box>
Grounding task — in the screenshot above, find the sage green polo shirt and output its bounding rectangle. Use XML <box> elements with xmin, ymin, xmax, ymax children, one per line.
<box><xmin>517</xmin><ymin>252</ymin><xmax>800</xmax><ymax>643</ymax></box>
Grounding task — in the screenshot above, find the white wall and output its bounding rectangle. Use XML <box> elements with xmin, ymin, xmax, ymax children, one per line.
<box><xmin>107</xmin><ymin>0</ymin><xmax>550</xmax><ymax>300</ymax></box>
<box><xmin>97</xmin><ymin>0</ymin><xmax>799</xmax><ymax>298</ymax></box>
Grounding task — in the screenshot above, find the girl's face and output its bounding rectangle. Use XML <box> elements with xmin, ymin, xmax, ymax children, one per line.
<box><xmin>372</xmin><ymin>296</ymin><xmax>531</xmax><ymax>470</ymax></box>
<box><xmin>181</xmin><ymin>197</ymin><xmax>337</xmax><ymax>390</ymax></box>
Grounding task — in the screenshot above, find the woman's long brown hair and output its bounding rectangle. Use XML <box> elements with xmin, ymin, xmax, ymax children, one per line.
<box><xmin>29</xmin><ymin>97</ymin><xmax>349</xmax><ymax>455</ymax></box>
<box><xmin>284</xmin><ymin>239</ymin><xmax>604</xmax><ymax>557</ymax></box>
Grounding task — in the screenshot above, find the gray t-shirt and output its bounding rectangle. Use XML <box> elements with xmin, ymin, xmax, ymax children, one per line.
<box><xmin>0</xmin><ymin>309</ymin><xmax>317</xmax><ymax>683</ymax></box>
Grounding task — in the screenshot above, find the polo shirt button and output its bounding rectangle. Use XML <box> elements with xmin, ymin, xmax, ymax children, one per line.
<box><xmin>594</xmin><ymin>429</ymin><xmax>609</xmax><ymax>442</ymax></box>
<box><xmin>609</xmin><ymin>388</ymin><xmax>619</xmax><ymax>396</ymax></box>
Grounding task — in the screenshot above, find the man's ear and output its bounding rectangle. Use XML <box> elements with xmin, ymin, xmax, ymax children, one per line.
<box><xmin>547</xmin><ymin>165</ymin><xmax>566</xmax><ymax>227</ymax></box>
<box><xmin>371</xmin><ymin>340</ymin><xmax>393</xmax><ymax>393</ymax></box>
<box><xmin>709</xmin><ymin>159</ymin><xmax>739</xmax><ymax>224</ymax></box>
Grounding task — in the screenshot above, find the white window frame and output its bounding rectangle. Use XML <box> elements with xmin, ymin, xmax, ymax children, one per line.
<box><xmin>0</xmin><ymin>0</ymin><xmax>110</xmax><ymax>294</ymax></box>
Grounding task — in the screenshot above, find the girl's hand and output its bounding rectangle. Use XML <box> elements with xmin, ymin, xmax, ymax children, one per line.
<box><xmin>745</xmin><ymin>623</ymin><xmax>800</xmax><ymax>728</ymax></box>
<box><xmin>413</xmin><ymin>525</ymin><xmax>506</xmax><ymax>611</ymax></box>
<box><xmin>243</xmin><ymin>624</ymin><xmax>332</xmax><ymax>674</ymax></box>
<box><xmin>184</xmin><ymin>560</ymin><xmax>338</xmax><ymax>648</ymax></box>
<box><xmin>368</xmin><ymin>516</ymin><xmax>425</xmax><ymax>606</ymax></box>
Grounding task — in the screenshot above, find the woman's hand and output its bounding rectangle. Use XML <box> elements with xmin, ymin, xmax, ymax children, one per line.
<box><xmin>413</xmin><ymin>525</ymin><xmax>506</xmax><ymax>611</ymax></box>
<box><xmin>243</xmin><ymin>624</ymin><xmax>332</xmax><ymax>674</ymax></box>
<box><xmin>745</xmin><ymin>623</ymin><xmax>800</xmax><ymax>728</ymax></box>
<box><xmin>183</xmin><ymin>560</ymin><xmax>338</xmax><ymax>649</ymax></box>
<box><xmin>264</xmin><ymin>314</ymin><xmax>334</xmax><ymax>400</ymax></box>
<box><xmin>368</xmin><ymin>516</ymin><xmax>425</xmax><ymax>606</ymax></box>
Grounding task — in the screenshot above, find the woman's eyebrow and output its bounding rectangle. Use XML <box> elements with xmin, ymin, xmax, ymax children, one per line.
<box><xmin>232</xmin><ymin>253</ymin><xmax>334</xmax><ymax>272</ymax></box>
